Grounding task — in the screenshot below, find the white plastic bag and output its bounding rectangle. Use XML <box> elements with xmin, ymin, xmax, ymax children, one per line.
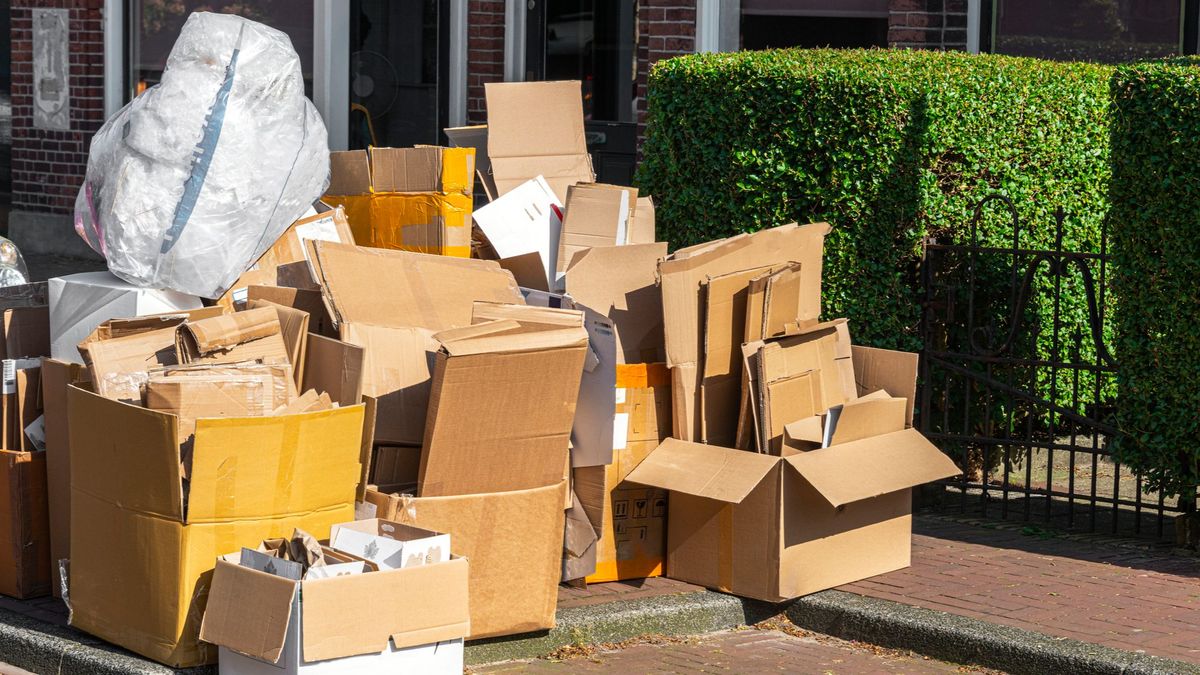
<box><xmin>73</xmin><ymin>12</ymin><xmax>329</xmax><ymax>298</ymax></box>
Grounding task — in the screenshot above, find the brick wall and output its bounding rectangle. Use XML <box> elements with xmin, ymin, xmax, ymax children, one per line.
<box><xmin>888</xmin><ymin>0</ymin><xmax>969</xmax><ymax>51</ymax></box>
<box><xmin>465</xmin><ymin>0</ymin><xmax>505</xmax><ymax>125</ymax></box>
<box><xmin>636</xmin><ymin>0</ymin><xmax>696</xmax><ymax>142</ymax></box>
<box><xmin>11</xmin><ymin>0</ymin><xmax>106</xmax><ymax>215</ymax></box>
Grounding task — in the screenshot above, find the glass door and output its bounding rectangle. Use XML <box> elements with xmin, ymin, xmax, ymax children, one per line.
<box><xmin>525</xmin><ymin>0</ymin><xmax>638</xmax><ymax>186</ymax></box>
<box><xmin>348</xmin><ymin>0</ymin><xmax>450</xmax><ymax>150</ymax></box>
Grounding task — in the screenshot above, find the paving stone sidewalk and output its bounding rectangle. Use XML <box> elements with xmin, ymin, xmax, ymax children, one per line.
<box><xmin>473</xmin><ymin>626</ymin><xmax>995</xmax><ymax>674</ymax></box>
<box><xmin>841</xmin><ymin>516</ymin><xmax>1200</xmax><ymax>664</ymax></box>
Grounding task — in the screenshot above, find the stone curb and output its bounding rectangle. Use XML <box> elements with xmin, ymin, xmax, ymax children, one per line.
<box><xmin>0</xmin><ymin>587</ymin><xmax>1195</xmax><ymax>674</ymax></box>
<box><xmin>787</xmin><ymin>589</ymin><xmax>1200</xmax><ymax>675</ymax></box>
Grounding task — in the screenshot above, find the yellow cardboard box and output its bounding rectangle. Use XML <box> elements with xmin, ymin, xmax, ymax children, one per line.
<box><xmin>66</xmin><ymin>386</ymin><xmax>365</xmax><ymax>667</ymax></box>
<box><xmin>324</xmin><ymin>146</ymin><xmax>475</xmax><ymax>258</ymax></box>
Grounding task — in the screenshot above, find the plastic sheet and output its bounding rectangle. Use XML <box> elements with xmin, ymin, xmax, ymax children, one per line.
<box><xmin>73</xmin><ymin>12</ymin><xmax>329</xmax><ymax>298</ymax></box>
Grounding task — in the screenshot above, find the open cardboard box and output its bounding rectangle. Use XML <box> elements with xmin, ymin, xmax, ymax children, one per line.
<box><xmin>324</xmin><ymin>146</ymin><xmax>475</xmax><ymax>258</ymax></box>
<box><xmin>201</xmin><ymin>522</ymin><xmax>469</xmax><ymax>674</ymax></box>
<box><xmin>66</xmin><ymin>385</ymin><xmax>366</xmax><ymax>667</ymax></box>
<box><xmin>626</xmin><ymin>346</ymin><xmax>958</xmax><ymax>602</ymax></box>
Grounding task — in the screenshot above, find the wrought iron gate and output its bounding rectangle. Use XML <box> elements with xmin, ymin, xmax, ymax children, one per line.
<box><xmin>918</xmin><ymin>195</ymin><xmax>1184</xmax><ymax>540</ymax></box>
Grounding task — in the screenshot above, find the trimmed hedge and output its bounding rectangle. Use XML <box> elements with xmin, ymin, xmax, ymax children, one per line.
<box><xmin>1110</xmin><ymin>58</ymin><xmax>1200</xmax><ymax>500</ymax></box>
<box><xmin>639</xmin><ymin>49</ymin><xmax>1112</xmax><ymax>355</ymax></box>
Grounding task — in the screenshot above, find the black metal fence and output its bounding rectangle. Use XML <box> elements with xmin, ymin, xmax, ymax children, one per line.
<box><xmin>918</xmin><ymin>195</ymin><xmax>1184</xmax><ymax>541</ymax></box>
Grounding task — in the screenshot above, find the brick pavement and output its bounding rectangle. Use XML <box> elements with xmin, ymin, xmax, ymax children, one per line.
<box><xmin>473</xmin><ymin>627</ymin><xmax>991</xmax><ymax>673</ymax></box>
<box><xmin>841</xmin><ymin>516</ymin><xmax>1200</xmax><ymax>663</ymax></box>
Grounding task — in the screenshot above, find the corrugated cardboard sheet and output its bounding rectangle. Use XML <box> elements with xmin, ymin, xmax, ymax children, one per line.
<box><xmin>485</xmin><ymin>81</ymin><xmax>594</xmax><ymax>200</ymax></box>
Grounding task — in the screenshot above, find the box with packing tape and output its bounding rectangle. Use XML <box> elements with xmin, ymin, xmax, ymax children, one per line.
<box><xmin>324</xmin><ymin>146</ymin><xmax>475</xmax><ymax>258</ymax></box>
<box><xmin>201</xmin><ymin>524</ymin><xmax>468</xmax><ymax>674</ymax></box>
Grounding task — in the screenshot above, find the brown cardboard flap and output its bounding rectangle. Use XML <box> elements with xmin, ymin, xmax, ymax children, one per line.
<box><xmin>85</xmin><ymin>325</ymin><xmax>181</xmax><ymax>403</ymax></box>
<box><xmin>564</xmin><ymin>243</ymin><xmax>667</xmax><ymax>364</ymax></box>
<box><xmin>67</xmin><ymin>385</ymin><xmax>183</xmax><ymax>520</ymax></box>
<box><xmin>327</xmin><ymin>150</ymin><xmax>371</xmax><ymax>196</ymax></box>
<box><xmin>248</xmin><ymin>286</ymin><xmax>336</xmax><ymax>339</ymax></box>
<box><xmin>301</xmin><ymin>333</ymin><xmax>364</xmax><ymax>407</ymax></box>
<box><xmin>435</xmin><ymin>317</ymin><xmax>587</xmax><ymax>356</ymax></box>
<box><xmin>783</xmin><ymin>415</ymin><xmax>823</xmax><ymax>445</ymax></box>
<box><xmin>247</xmin><ymin>300</ymin><xmax>309</xmax><ymax>387</ymax></box>
<box><xmin>625</xmin><ymin>438</ymin><xmax>777</xmax><ymax>504</ymax></box>
<box><xmin>784</xmin><ymin>428</ymin><xmax>959</xmax><ymax>507</ymax></box>
<box><xmin>830</xmin><ymin>396</ymin><xmax>907</xmax><ymax>445</ymax></box>
<box><xmin>629</xmin><ymin>196</ymin><xmax>656</xmax><ymax>245</ymax></box>
<box><xmin>188</xmin><ymin>405</ymin><xmax>365</xmax><ymax>523</ymax></box>
<box><xmin>851</xmin><ymin>345</ymin><xmax>918</xmax><ymax>427</ymax></box>
<box><xmin>309</xmin><ymin>241</ymin><xmax>523</xmax><ymax>332</ymax></box>
<box><xmin>498</xmin><ymin>252</ymin><xmax>551</xmax><ymax>292</ymax></box>
<box><xmin>557</xmin><ymin>184</ymin><xmax>636</xmax><ymax>273</ymax></box>
<box><xmin>199</xmin><ymin>558</ymin><xmax>296</xmax><ymax>664</ymax></box>
<box><xmin>486</xmin><ymin>81</ymin><xmax>587</xmax><ymax>159</ymax></box>
<box><xmin>369</xmin><ymin>146</ymin><xmax>442</xmax><ymax>193</ymax></box>
<box><xmin>762</xmin><ymin>263</ymin><xmax>807</xmax><ymax>337</ymax></box>
<box><xmin>342</xmin><ymin>324</ymin><xmax>435</xmax><ymax>446</ymax></box>
<box><xmin>300</xmin><ymin>557</ymin><xmax>470</xmax><ymax>660</ymax></box>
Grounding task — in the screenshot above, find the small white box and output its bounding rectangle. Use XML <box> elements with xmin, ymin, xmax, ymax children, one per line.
<box><xmin>48</xmin><ymin>271</ymin><xmax>202</xmax><ymax>362</ymax></box>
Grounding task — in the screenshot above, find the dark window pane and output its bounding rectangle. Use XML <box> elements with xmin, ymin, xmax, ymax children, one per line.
<box><xmin>741</xmin><ymin>15</ymin><xmax>888</xmax><ymax>50</ymax></box>
<box><xmin>994</xmin><ymin>0</ymin><xmax>1181</xmax><ymax>64</ymax></box>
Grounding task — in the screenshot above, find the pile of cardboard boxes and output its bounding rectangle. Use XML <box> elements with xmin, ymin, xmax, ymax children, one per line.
<box><xmin>0</xmin><ymin>78</ymin><xmax>959</xmax><ymax>671</ymax></box>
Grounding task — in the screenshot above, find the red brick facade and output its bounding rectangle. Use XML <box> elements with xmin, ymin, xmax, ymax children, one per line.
<box><xmin>10</xmin><ymin>0</ymin><xmax>106</xmax><ymax>215</ymax></box>
<box><xmin>7</xmin><ymin>1</ymin><xmax>966</xmax><ymax>220</ymax></box>
<box><xmin>888</xmin><ymin>0</ymin><xmax>969</xmax><ymax>51</ymax></box>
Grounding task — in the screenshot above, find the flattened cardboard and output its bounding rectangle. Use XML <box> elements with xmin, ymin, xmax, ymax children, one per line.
<box><xmin>629</xmin><ymin>196</ymin><xmax>656</xmax><ymax>245</ymax></box>
<box><xmin>562</xmin><ymin>488</ymin><xmax>599</xmax><ymax>581</ymax></box>
<box><xmin>627</xmin><ymin>431</ymin><xmax>958</xmax><ymax>602</ymax></box>
<box><xmin>85</xmin><ymin>325</ymin><xmax>180</xmax><ymax>403</ymax></box>
<box><xmin>341</xmin><ymin>324</ymin><xmax>436</xmax><ymax>447</ymax></box>
<box><xmin>659</xmin><ymin>223</ymin><xmax>831</xmax><ymax>440</ymax></box>
<box><xmin>48</xmin><ymin>271</ymin><xmax>203</xmax><ymax>363</ymax></box>
<box><xmin>156</xmin><ymin>361</ymin><xmax>294</xmax><ymax>413</ymax></box>
<box><xmin>852</xmin><ymin>345</ymin><xmax>919</xmax><ymax>426</ymax></box>
<box><xmin>498</xmin><ymin>252</ymin><xmax>551</xmax><ymax>292</ymax></box>
<box><xmin>0</xmin><ymin>449</ymin><xmax>50</xmax><ymax>598</ymax></box>
<box><xmin>419</xmin><ymin>314</ymin><xmax>587</xmax><ymax>496</ymax></box>
<box><xmin>301</xmin><ymin>334</ymin><xmax>364</xmax><ymax>408</ymax></box>
<box><xmin>761</xmin><ymin>370</ymin><xmax>822</xmax><ymax>453</ymax></box>
<box><xmin>41</xmin><ymin>358</ymin><xmax>84</xmax><ymax>598</ymax></box>
<box><xmin>472</xmin><ymin>176</ymin><xmax>564</xmax><ymax>290</ymax></box>
<box><xmin>565</xmin><ymin>243</ymin><xmax>667</xmax><ymax>364</ymax></box>
<box><xmin>758</xmin><ymin>320</ymin><xmax>855</xmax><ymax>413</ymax></box>
<box><xmin>700</xmin><ymin>265</ymin><xmax>775</xmax><ymax>446</ymax></box>
<box><xmin>485</xmin><ymin>81</ymin><xmax>595</xmax><ymax>199</ymax></box>
<box><xmin>366</xmin><ymin>479</ymin><xmax>567</xmax><ymax>639</ymax></box>
<box><xmin>246</xmin><ymin>300</ymin><xmax>310</xmax><ymax>388</ymax></box>
<box><xmin>308</xmin><ymin>242</ymin><xmax>522</xmax><ymax>333</ymax></box>
<box><xmin>557</xmin><ymin>183</ymin><xmax>637</xmax><ymax>274</ymax></box>
<box><xmin>68</xmin><ymin>387</ymin><xmax>365</xmax><ymax>667</ymax></box>
<box><xmin>177</xmin><ymin>307</ymin><xmax>291</xmax><ymax>368</ymax></box>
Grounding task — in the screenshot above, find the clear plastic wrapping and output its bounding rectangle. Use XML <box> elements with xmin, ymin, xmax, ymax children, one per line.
<box><xmin>73</xmin><ymin>12</ymin><xmax>329</xmax><ymax>298</ymax></box>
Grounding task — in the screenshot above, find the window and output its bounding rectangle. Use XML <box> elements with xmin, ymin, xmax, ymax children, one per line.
<box><xmin>990</xmin><ymin>0</ymin><xmax>1184</xmax><ymax>63</ymax></box>
<box><xmin>125</xmin><ymin>1</ymin><xmax>314</xmax><ymax>101</ymax></box>
<box><xmin>740</xmin><ymin>0</ymin><xmax>889</xmax><ymax>51</ymax></box>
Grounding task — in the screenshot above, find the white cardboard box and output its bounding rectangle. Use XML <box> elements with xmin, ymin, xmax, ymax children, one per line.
<box><xmin>48</xmin><ymin>271</ymin><xmax>202</xmax><ymax>362</ymax></box>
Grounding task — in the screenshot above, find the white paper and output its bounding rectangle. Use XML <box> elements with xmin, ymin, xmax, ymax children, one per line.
<box><xmin>472</xmin><ymin>176</ymin><xmax>563</xmax><ymax>290</ymax></box>
<box><xmin>303</xmin><ymin>561</ymin><xmax>367</xmax><ymax>580</ymax></box>
<box><xmin>330</xmin><ymin>529</ymin><xmax>408</xmax><ymax>570</ymax></box>
<box><xmin>294</xmin><ymin>215</ymin><xmax>344</xmax><ymax>263</ymax></box>
<box><xmin>612</xmin><ymin>412</ymin><xmax>629</xmax><ymax>450</ymax></box>
<box><xmin>2</xmin><ymin>358</ymin><xmax>40</xmax><ymax>394</ymax></box>
<box><xmin>614</xmin><ymin>387</ymin><xmax>626</xmax><ymax>405</ymax></box>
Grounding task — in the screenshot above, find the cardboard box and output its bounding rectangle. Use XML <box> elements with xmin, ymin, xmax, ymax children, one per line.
<box><xmin>308</xmin><ymin>241</ymin><xmax>523</xmax><ymax>333</ymax></box>
<box><xmin>41</xmin><ymin>359</ymin><xmax>84</xmax><ymax>598</ymax></box>
<box><xmin>784</xmin><ymin>390</ymin><xmax>906</xmax><ymax>453</ymax></box>
<box><xmin>626</xmin><ymin>432</ymin><xmax>957</xmax><ymax>601</ymax></box>
<box><xmin>48</xmin><ymin>272</ymin><xmax>203</xmax><ymax>363</ymax></box>
<box><xmin>365</xmin><ymin>478</ymin><xmax>568</xmax><ymax>639</ymax></box>
<box><xmin>581</xmin><ymin>363</ymin><xmax>671</xmax><ymax>584</ymax></box>
<box><xmin>419</xmin><ymin>309</ymin><xmax>588</xmax><ymax>496</ymax></box>
<box><xmin>67</xmin><ymin>386</ymin><xmax>366</xmax><ymax>667</ymax></box>
<box><xmin>659</xmin><ymin>223</ymin><xmax>830</xmax><ymax>440</ymax></box>
<box><xmin>557</xmin><ymin>183</ymin><xmax>638</xmax><ymax>274</ymax></box>
<box><xmin>341</xmin><ymin>324</ymin><xmax>437</xmax><ymax>447</ymax></box>
<box><xmin>565</xmin><ymin>243</ymin><xmax>667</xmax><ymax>364</ymax></box>
<box><xmin>324</xmin><ymin>146</ymin><xmax>475</xmax><ymax>258</ymax></box>
<box><xmin>201</xmin><ymin>524</ymin><xmax>469</xmax><ymax>674</ymax></box>
<box><xmin>371</xmin><ymin>445</ymin><xmax>420</xmax><ymax>491</ymax></box>
<box><xmin>219</xmin><ymin>209</ymin><xmax>356</xmax><ymax>310</ymax></box>
<box><xmin>626</xmin><ymin>347</ymin><xmax>959</xmax><ymax>602</ymax></box>
<box><xmin>0</xmin><ymin>449</ymin><xmax>50</xmax><ymax>598</ymax></box>
<box><xmin>300</xmin><ymin>334</ymin><xmax>364</xmax><ymax>408</ymax></box>
<box><xmin>484</xmin><ymin>81</ymin><xmax>595</xmax><ymax>200</ymax></box>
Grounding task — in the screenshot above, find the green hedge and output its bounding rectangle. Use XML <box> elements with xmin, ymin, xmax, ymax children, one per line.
<box><xmin>638</xmin><ymin>49</ymin><xmax>1112</xmax><ymax>353</ymax></box>
<box><xmin>1110</xmin><ymin>58</ymin><xmax>1200</xmax><ymax>500</ymax></box>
